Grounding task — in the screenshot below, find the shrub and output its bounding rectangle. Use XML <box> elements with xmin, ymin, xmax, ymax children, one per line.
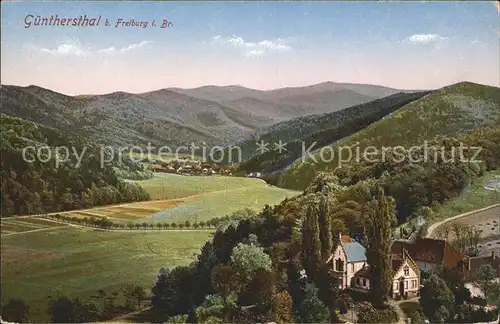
<box><xmin>356</xmin><ymin>303</ymin><xmax>399</xmax><ymax>323</ymax></box>
<box><xmin>338</xmin><ymin>293</ymin><xmax>354</xmax><ymax>314</ymax></box>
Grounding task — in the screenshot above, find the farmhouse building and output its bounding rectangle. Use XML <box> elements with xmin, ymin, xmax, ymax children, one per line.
<box><xmin>326</xmin><ymin>234</ymin><xmax>421</xmax><ymax>298</ymax></box>
<box><xmin>465</xmin><ymin>251</ymin><xmax>500</xmax><ymax>280</ymax></box>
<box><xmin>392</xmin><ymin>237</ymin><xmax>466</xmax><ymax>273</ymax></box>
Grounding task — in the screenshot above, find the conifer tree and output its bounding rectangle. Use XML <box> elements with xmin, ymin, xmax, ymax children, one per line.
<box><xmin>318</xmin><ymin>195</ymin><xmax>333</xmax><ymax>261</ymax></box>
<box><xmin>363</xmin><ymin>187</ymin><xmax>396</xmax><ymax>307</ymax></box>
<box><xmin>301</xmin><ymin>204</ymin><xmax>322</xmax><ymax>280</ymax></box>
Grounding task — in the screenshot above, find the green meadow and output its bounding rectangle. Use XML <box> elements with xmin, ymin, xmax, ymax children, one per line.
<box><xmin>431</xmin><ymin>170</ymin><xmax>500</xmax><ymax>222</ymax></box>
<box><xmin>142</xmin><ymin>184</ymin><xmax>301</xmax><ymax>223</ymax></box>
<box><xmin>128</xmin><ymin>173</ymin><xmax>268</xmax><ymax>200</ymax></box>
<box><xmin>1</xmin><ymin>225</ymin><xmax>212</xmax><ymax>321</ymax></box>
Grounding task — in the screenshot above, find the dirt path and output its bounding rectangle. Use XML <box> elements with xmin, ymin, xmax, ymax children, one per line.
<box><xmin>426</xmin><ymin>203</ymin><xmax>500</xmax><ymax>238</ymax></box>
<box><xmin>389</xmin><ymin>301</ymin><xmax>406</xmax><ymax>324</ymax></box>
<box><xmin>390</xmin><ymin>297</ymin><xmax>419</xmax><ymax>324</ymax></box>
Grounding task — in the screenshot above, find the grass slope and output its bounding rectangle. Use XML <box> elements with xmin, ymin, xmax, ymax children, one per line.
<box><xmin>1</xmin><ymin>227</ymin><xmax>212</xmax><ymax>321</ymax></box>
<box><xmin>233</xmin><ymin>91</ymin><xmax>430</xmax><ymax>173</ymax></box>
<box><xmin>278</xmin><ymin>82</ymin><xmax>500</xmax><ymax>190</ymax></box>
<box><xmin>431</xmin><ymin>170</ymin><xmax>500</xmax><ymax>222</ymax></box>
<box><xmin>143</xmin><ymin>185</ymin><xmax>300</xmax><ymax>223</ymax></box>
<box><xmin>129</xmin><ymin>173</ymin><xmax>267</xmax><ymax>200</ymax></box>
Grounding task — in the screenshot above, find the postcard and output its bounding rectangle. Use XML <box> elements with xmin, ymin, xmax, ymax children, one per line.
<box><xmin>1</xmin><ymin>1</ymin><xmax>499</xmax><ymax>323</ymax></box>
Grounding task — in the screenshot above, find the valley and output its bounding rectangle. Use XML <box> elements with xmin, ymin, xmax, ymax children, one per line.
<box><xmin>3</xmin><ymin>2</ymin><xmax>500</xmax><ymax>323</ymax></box>
<box><xmin>1</xmin><ymin>80</ymin><xmax>499</xmax><ymax>324</ymax></box>
<box><xmin>0</xmin><ymin>170</ymin><xmax>298</xmax><ymax>322</ymax></box>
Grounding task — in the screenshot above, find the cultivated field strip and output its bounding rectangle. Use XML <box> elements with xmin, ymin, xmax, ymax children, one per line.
<box><xmin>1</xmin><ymin>217</ymin><xmax>70</xmax><ymax>235</ymax></box>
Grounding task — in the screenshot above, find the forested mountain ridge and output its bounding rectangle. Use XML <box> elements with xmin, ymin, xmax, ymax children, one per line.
<box><xmin>0</xmin><ymin>114</ymin><xmax>150</xmax><ymax>217</ymax></box>
<box><xmin>275</xmin><ymin>82</ymin><xmax>500</xmax><ymax>190</ymax></box>
<box><xmin>229</xmin><ymin>91</ymin><xmax>431</xmax><ymax>172</ymax></box>
<box><xmin>1</xmin><ymin>82</ymin><xmax>415</xmax><ymax>151</ymax></box>
<box><xmin>170</xmin><ymin>81</ymin><xmax>415</xmax><ymax>125</ymax></box>
<box><xmin>0</xmin><ymin>85</ymin><xmax>247</xmax><ymax>149</ymax></box>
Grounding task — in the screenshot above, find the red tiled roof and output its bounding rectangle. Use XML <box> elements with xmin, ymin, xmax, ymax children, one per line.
<box><xmin>392</xmin><ymin>238</ymin><xmax>465</xmax><ymax>268</ymax></box>
<box><xmin>341</xmin><ymin>235</ymin><xmax>353</xmax><ymax>243</ymax></box>
<box><xmin>467</xmin><ymin>255</ymin><xmax>500</xmax><ymax>278</ymax></box>
<box><xmin>392</xmin><ymin>254</ymin><xmax>404</xmax><ymax>273</ymax></box>
<box><xmin>354</xmin><ymin>266</ymin><xmax>372</xmax><ymax>278</ymax></box>
<box><xmin>354</xmin><ymin>254</ymin><xmax>406</xmax><ymax>279</ymax></box>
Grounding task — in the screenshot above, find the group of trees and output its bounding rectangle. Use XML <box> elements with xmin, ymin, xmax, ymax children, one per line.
<box><xmin>113</xmin><ymin>153</ymin><xmax>154</xmax><ymax>180</ymax></box>
<box><xmin>1</xmin><ymin>285</ymin><xmax>146</xmax><ymax>323</ymax></box>
<box><xmin>147</xmin><ymin>177</ymin><xmax>404</xmax><ymax>322</ymax></box>
<box><xmin>45</xmin><ymin>209</ymin><xmax>257</xmax><ymax>231</ymax></box>
<box><xmin>434</xmin><ymin>221</ymin><xmax>483</xmax><ymax>256</ymax></box>
<box><xmin>145</xmin><ymin>125</ymin><xmax>500</xmax><ymax>323</ymax></box>
<box><xmin>419</xmin><ymin>264</ymin><xmax>500</xmax><ymax>323</ymax></box>
<box><xmin>1</xmin><ymin>114</ymin><xmax>150</xmax><ymax>217</ymax></box>
<box><xmin>113</xmin><ymin>168</ymin><xmax>154</xmax><ymax>181</ymax></box>
<box><xmin>307</xmin><ymin>125</ymin><xmax>500</xmax><ymax>226</ymax></box>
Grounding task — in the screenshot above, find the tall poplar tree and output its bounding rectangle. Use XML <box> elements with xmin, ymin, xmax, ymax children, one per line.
<box><xmin>301</xmin><ymin>204</ymin><xmax>322</xmax><ymax>280</ymax></box>
<box><xmin>318</xmin><ymin>195</ymin><xmax>333</xmax><ymax>261</ymax></box>
<box><xmin>363</xmin><ymin>187</ymin><xmax>396</xmax><ymax>307</ymax></box>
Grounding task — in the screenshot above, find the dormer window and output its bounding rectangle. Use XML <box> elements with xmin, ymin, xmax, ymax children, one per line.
<box><xmin>403</xmin><ymin>265</ymin><xmax>409</xmax><ymax>276</ymax></box>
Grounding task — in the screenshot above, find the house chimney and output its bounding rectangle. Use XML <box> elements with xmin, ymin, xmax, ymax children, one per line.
<box><xmin>492</xmin><ymin>250</ymin><xmax>496</xmax><ymax>259</ymax></box>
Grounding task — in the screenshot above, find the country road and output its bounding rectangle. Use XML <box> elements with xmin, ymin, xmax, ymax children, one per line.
<box><xmin>2</xmin><ymin>225</ymin><xmax>69</xmax><ymax>236</ymax></box>
<box><xmin>426</xmin><ymin>203</ymin><xmax>500</xmax><ymax>238</ymax></box>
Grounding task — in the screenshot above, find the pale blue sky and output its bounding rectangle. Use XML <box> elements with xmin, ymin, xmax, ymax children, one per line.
<box><xmin>1</xmin><ymin>1</ymin><xmax>499</xmax><ymax>95</ymax></box>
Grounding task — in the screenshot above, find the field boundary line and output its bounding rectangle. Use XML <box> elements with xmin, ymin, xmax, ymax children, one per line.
<box><xmin>426</xmin><ymin>203</ymin><xmax>500</xmax><ymax>238</ymax></box>
<box><xmin>2</xmin><ymin>225</ymin><xmax>69</xmax><ymax>237</ymax></box>
<box><xmin>32</xmin><ymin>217</ymin><xmax>215</xmax><ymax>233</ymax></box>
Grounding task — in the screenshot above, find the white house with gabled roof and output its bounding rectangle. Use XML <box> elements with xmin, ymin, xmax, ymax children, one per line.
<box><xmin>327</xmin><ymin>234</ymin><xmax>421</xmax><ymax>298</ymax></box>
<box><xmin>326</xmin><ymin>234</ymin><xmax>368</xmax><ymax>289</ymax></box>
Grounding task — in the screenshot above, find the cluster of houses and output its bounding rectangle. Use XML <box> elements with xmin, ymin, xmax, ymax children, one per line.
<box><xmin>150</xmin><ymin>160</ymin><xmax>234</xmax><ymax>176</ymax></box>
<box><xmin>246</xmin><ymin>172</ymin><xmax>263</xmax><ymax>178</ymax></box>
<box><xmin>325</xmin><ymin>233</ymin><xmax>500</xmax><ymax>300</ymax></box>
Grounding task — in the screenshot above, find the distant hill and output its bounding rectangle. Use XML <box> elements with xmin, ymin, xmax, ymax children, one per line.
<box><xmin>1</xmin><ymin>81</ymin><xmax>416</xmax><ymax>150</ymax></box>
<box><xmin>0</xmin><ymin>85</ymin><xmax>255</xmax><ymax>149</ymax></box>
<box><xmin>169</xmin><ymin>81</ymin><xmax>414</xmax><ymax>124</ymax></box>
<box><xmin>273</xmin><ymin>81</ymin><xmax>500</xmax><ymax>190</ymax></box>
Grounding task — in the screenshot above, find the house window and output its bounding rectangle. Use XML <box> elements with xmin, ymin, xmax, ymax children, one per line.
<box><xmin>356</xmin><ymin>278</ymin><xmax>360</xmax><ymax>286</ymax></box>
<box><xmin>403</xmin><ymin>266</ymin><xmax>409</xmax><ymax>276</ymax></box>
<box><xmin>405</xmin><ymin>281</ymin><xmax>408</xmax><ymax>289</ymax></box>
<box><xmin>352</xmin><ymin>263</ymin><xmax>355</xmax><ymax>272</ymax></box>
<box><xmin>362</xmin><ymin>279</ymin><xmax>366</xmax><ymax>286</ymax></box>
<box><xmin>335</xmin><ymin>258</ymin><xmax>344</xmax><ymax>272</ymax></box>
